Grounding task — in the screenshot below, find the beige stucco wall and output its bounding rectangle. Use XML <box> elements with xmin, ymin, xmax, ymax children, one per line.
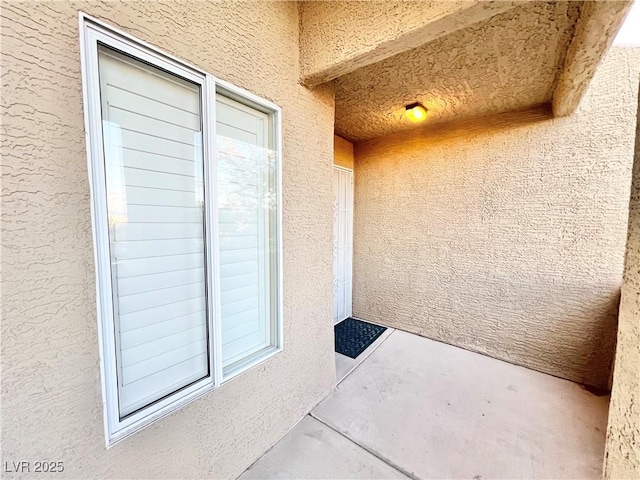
<box><xmin>604</xmin><ymin>80</ymin><xmax>640</xmax><ymax>479</ymax></box>
<box><xmin>334</xmin><ymin>135</ymin><xmax>354</xmax><ymax>169</ymax></box>
<box><xmin>298</xmin><ymin>1</ymin><xmax>517</xmax><ymax>86</ymax></box>
<box><xmin>1</xmin><ymin>2</ymin><xmax>335</xmax><ymax>478</ymax></box>
<box><xmin>353</xmin><ymin>47</ymin><xmax>640</xmax><ymax>388</ymax></box>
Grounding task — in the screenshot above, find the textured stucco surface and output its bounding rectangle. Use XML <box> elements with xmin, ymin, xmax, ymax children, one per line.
<box><xmin>1</xmin><ymin>2</ymin><xmax>335</xmax><ymax>478</ymax></box>
<box><xmin>552</xmin><ymin>0</ymin><xmax>632</xmax><ymax>117</ymax></box>
<box><xmin>604</xmin><ymin>79</ymin><xmax>640</xmax><ymax>479</ymax></box>
<box><xmin>334</xmin><ymin>135</ymin><xmax>354</xmax><ymax>170</ymax></box>
<box><xmin>334</xmin><ymin>1</ymin><xmax>580</xmax><ymax>142</ymax></box>
<box><xmin>298</xmin><ymin>0</ymin><xmax>517</xmax><ymax>86</ymax></box>
<box><xmin>352</xmin><ymin>48</ymin><xmax>640</xmax><ymax>388</ymax></box>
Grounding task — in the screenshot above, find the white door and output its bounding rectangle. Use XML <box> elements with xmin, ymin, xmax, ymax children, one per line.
<box><xmin>333</xmin><ymin>166</ymin><xmax>353</xmax><ymax>324</ymax></box>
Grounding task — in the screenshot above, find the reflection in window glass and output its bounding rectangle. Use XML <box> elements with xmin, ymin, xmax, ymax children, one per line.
<box><xmin>216</xmin><ymin>95</ymin><xmax>277</xmax><ymax>374</ymax></box>
<box><xmin>98</xmin><ymin>46</ymin><xmax>209</xmax><ymax>416</ymax></box>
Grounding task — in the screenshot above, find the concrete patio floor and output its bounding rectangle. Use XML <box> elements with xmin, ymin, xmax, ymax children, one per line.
<box><xmin>240</xmin><ymin>329</ymin><xmax>609</xmax><ymax>480</ymax></box>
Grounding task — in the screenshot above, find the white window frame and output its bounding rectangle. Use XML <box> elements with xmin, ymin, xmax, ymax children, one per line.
<box><xmin>79</xmin><ymin>13</ymin><xmax>283</xmax><ymax>446</ymax></box>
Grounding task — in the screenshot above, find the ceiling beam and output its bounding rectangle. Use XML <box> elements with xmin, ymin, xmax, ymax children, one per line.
<box><xmin>300</xmin><ymin>1</ymin><xmax>520</xmax><ymax>87</ymax></box>
<box><xmin>552</xmin><ymin>0</ymin><xmax>633</xmax><ymax>118</ymax></box>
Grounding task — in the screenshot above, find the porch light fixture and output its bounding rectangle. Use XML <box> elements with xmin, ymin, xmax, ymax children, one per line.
<box><xmin>405</xmin><ymin>102</ymin><xmax>428</xmax><ymax>122</ymax></box>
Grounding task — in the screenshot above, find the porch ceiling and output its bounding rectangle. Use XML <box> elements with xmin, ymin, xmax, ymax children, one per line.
<box><xmin>322</xmin><ymin>1</ymin><xmax>631</xmax><ymax>143</ymax></box>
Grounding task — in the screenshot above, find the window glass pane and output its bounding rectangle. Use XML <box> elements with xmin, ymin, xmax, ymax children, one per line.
<box><xmin>97</xmin><ymin>46</ymin><xmax>209</xmax><ymax>417</ymax></box>
<box><xmin>216</xmin><ymin>95</ymin><xmax>277</xmax><ymax>372</ymax></box>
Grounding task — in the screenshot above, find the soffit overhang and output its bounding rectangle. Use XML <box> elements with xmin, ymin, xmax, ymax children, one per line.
<box><xmin>299</xmin><ymin>1</ymin><xmax>632</xmax><ymax>142</ymax></box>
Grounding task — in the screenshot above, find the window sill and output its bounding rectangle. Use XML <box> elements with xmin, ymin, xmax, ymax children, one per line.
<box><xmin>107</xmin><ymin>345</ymin><xmax>283</xmax><ymax>447</ymax></box>
<box><xmin>223</xmin><ymin>345</ymin><xmax>283</xmax><ymax>382</ymax></box>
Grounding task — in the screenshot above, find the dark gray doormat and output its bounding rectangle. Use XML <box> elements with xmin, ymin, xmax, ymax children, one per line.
<box><xmin>334</xmin><ymin>318</ymin><xmax>387</xmax><ymax>359</ymax></box>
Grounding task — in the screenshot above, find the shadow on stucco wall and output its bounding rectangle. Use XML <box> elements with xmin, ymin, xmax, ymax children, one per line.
<box><xmin>604</xmin><ymin>79</ymin><xmax>640</xmax><ymax>480</ymax></box>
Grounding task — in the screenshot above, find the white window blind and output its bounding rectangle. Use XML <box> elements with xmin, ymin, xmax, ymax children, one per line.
<box><xmin>216</xmin><ymin>96</ymin><xmax>274</xmax><ymax>372</ymax></box>
<box><xmin>97</xmin><ymin>46</ymin><xmax>209</xmax><ymax>417</ymax></box>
